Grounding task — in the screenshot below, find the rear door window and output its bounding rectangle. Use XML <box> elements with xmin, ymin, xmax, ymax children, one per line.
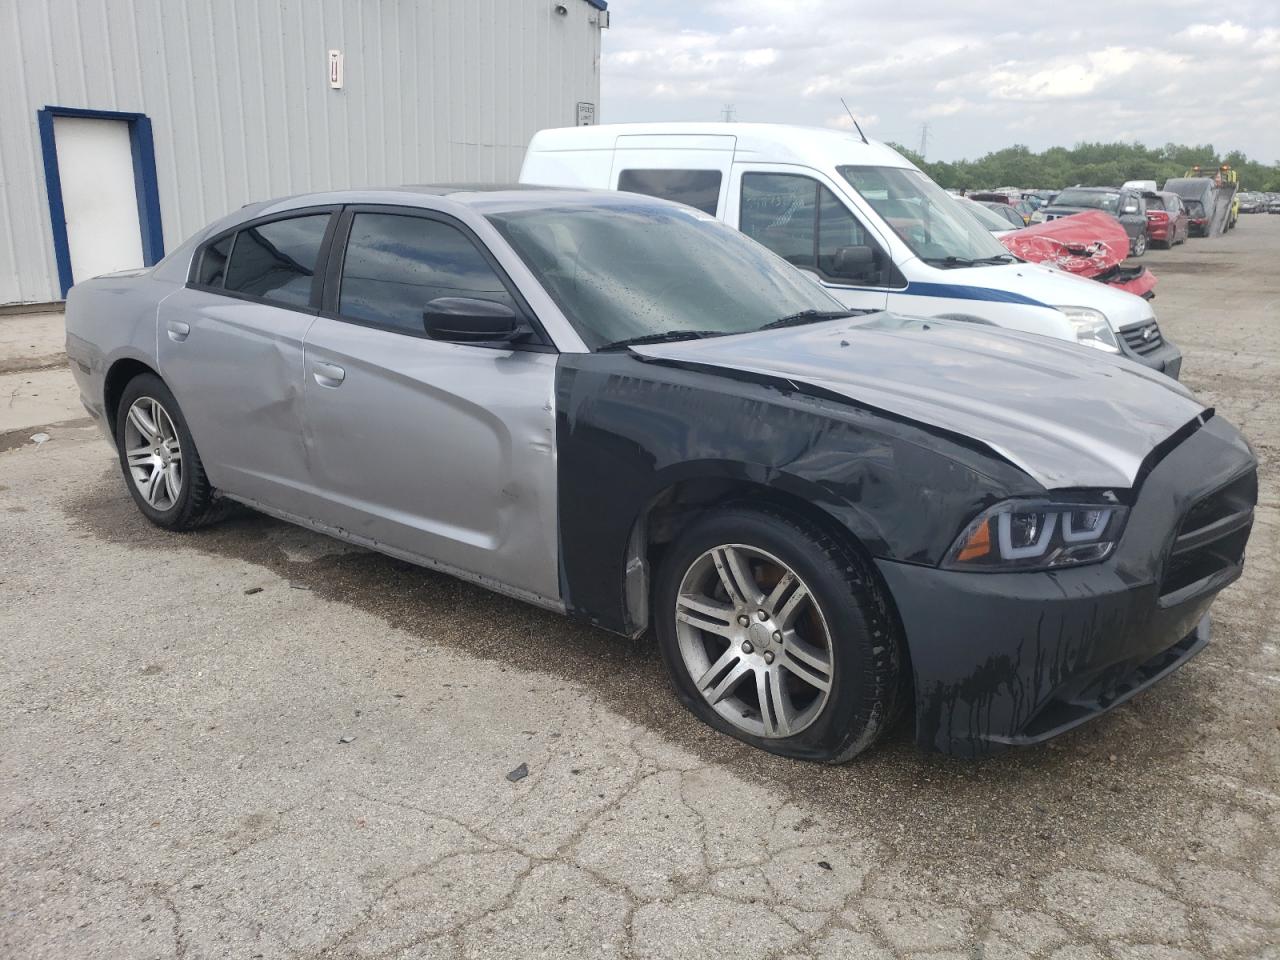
<box><xmin>337</xmin><ymin>212</ymin><xmax>517</xmax><ymax>334</ymax></box>
<box><xmin>195</xmin><ymin>234</ymin><xmax>234</xmax><ymax>287</ymax></box>
<box><xmin>616</xmin><ymin>169</ymin><xmax>723</xmax><ymax>215</ymax></box>
<box><xmin>223</xmin><ymin>214</ymin><xmax>330</xmax><ymax>307</ymax></box>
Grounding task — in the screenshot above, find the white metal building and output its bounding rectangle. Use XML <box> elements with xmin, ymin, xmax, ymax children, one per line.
<box><xmin>0</xmin><ymin>0</ymin><xmax>607</xmax><ymax>306</ymax></box>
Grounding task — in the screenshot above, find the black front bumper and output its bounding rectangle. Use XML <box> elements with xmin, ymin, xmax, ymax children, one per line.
<box><xmin>877</xmin><ymin>415</ymin><xmax>1256</xmax><ymax>757</ymax></box>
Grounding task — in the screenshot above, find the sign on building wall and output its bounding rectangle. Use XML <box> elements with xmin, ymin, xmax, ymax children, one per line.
<box><xmin>328</xmin><ymin>50</ymin><xmax>344</xmax><ymax>89</ymax></box>
<box><xmin>576</xmin><ymin>101</ymin><xmax>596</xmax><ymax>126</ymax></box>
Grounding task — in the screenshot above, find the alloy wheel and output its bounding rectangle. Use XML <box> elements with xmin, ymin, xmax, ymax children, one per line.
<box><xmin>123</xmin><ymin>397</ymin><xmax>184</xmax><ymax>511</ymax></box>
<box><xmin>674</xmin><ymin>544</ymin><xmax>835</xmax><ymax>739</ymax></box>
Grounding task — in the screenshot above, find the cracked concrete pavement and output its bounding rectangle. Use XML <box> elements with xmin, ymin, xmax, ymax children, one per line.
<box><xmin>2</xmin><ymin>219</ymin><xmax>1278</xmax><ymax>959</ymax></box>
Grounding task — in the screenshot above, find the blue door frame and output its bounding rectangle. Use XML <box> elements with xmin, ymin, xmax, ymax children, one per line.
<box><xmin>37</xmin><ymin>106</ymin><xmax>165</xmax><ymax>298</ymax></box>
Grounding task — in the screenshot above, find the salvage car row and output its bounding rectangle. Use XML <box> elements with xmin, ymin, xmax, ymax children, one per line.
<box><xmin>63</xmin><ymin>122</ymin><xmax>1257</xmax><ymax>764</ymax></box>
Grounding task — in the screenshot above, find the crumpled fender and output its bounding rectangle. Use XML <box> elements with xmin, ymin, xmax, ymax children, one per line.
<box><xmin>1000</xmin><ymin>211</ymin><xmax>1157</xmax><ymax>296</ymax></box>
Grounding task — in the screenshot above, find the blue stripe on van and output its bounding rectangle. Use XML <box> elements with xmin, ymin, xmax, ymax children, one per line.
<box><xmin>902</xmin><ymin>282</ymin><xmax>1050</xmax><ymax>309</ymax></box>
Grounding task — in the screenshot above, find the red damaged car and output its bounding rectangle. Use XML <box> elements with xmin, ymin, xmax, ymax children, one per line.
<box><xmin>1145</xmin><ymin>191</ymin><xmax>1189</xmax><ymax>248</ymax></box>
<box><xmin>997</xmin><ymin>210</ymin><xmax>1157</xmax><ymax>299</ymax></box>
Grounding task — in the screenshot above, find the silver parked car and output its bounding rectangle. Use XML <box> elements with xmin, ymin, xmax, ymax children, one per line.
<box><xmin>66</xmin><ymin>187</ymin><xmax>1255</xmax><ymax>761</ymax></box>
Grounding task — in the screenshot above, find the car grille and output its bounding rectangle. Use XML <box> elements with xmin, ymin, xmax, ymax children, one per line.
<box><xmin>1159</xmin><ymin>469</ymin><xmax>1257</xmax><ymax>604</ymax></box>
<box><xmin>1120</xmin><ymin>320</ymin><xmax>1165</xmax><ymax>356</ymax></box>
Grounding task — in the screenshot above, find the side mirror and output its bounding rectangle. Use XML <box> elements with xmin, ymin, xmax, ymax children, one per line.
<box><xmin>1122</xmin><ymin>205</ymin><xmax>1139</xmax><ymax>215</ymax></box>
<box><xmin>423</xmin><ymin>297</ymin><xmax>522</xmax><ymax>343</ymax></box>
<box><xmin>831</xmin><ymin>245</ymin><xmax>877</xmax><ymax>282</ymax></box>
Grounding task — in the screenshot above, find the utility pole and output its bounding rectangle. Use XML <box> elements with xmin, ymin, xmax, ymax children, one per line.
<box><xmin>918</xmin><ymin>122</ymin><xmax>930</xmax><ymax>160</ymax></box>
<box><xmin>721</xmin><ymin>103</ymin><xmax>736</xmax><ymax>123</ymax></box>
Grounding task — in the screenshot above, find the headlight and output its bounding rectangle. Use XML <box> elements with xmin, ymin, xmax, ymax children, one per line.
<box><xmin>1057</xmin><ymin>305</ymin><xmax>1120</xmax><ymax>353</ymax></box>
<box><xmin>943</xmin><ymin>499</ymin><xmax>1128</xmax><ymax>572</ymax></box>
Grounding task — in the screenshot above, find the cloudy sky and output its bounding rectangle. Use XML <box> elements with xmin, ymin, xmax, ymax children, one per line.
<box><xmin>600</xmin><ymin>1</ymin><xmax>1280</xmax><ymax>162</ymax></box>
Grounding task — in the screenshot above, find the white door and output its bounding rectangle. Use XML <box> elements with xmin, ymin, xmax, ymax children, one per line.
<box><xmin>53</xmin><ymin>117</ymin><xmax>145</xmax><ymax>284</ymax></box>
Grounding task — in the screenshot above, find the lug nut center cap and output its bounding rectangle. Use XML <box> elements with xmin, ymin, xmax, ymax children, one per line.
<box><xmin>747</xmin><ymin>621</ymin><xmax>775</xmax><ymax>651</ymax></box>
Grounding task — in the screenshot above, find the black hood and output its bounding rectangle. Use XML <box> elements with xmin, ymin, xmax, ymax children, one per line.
<box><xmin>634</xmin><ymin>313</ymin><xmax>1205</xmax><ymax>490</ymax></box>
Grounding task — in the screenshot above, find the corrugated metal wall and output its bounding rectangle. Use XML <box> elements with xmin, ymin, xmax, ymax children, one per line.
<box><xmin>0</xmin><ymin>0</ymin><xmax>603</xmax><ymax>305</ymax></box>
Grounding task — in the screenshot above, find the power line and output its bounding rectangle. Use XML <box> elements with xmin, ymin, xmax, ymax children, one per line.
<box><xmin>918</xmin><ymin>122</ymin><xmax>930</xmax><ymax>159</ymax></box>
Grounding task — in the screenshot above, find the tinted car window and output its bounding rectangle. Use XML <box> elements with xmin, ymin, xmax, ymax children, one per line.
<box><xmin>223</xmin><ymin>214</ymin><xmax>329</xmax><ymax>307</ymax></box>
<box><xmin>617</xmin><ymin>169</ymin><xmax>722</xmax><ymax>215</ymax></box>
<box><xmin>338</xmin><ymin>213</ymin><xmax>516</xmax><ymax>333</ymax></box>
<box><xmin>196</xmin><ymin>233</ymin><xmax>234</xmax><ymax>287</ymax></box>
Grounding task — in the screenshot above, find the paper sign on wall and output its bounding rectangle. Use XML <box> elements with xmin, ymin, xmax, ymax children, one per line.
<box><xmin>328</xmin><ymin>50</ymin><xmax>344</xmax><ymax>89</ymax></box>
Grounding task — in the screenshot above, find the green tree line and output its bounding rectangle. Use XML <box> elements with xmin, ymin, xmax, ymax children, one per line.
<box><xmin>887</xmin><ymin>141</ymin><xmax>1280</xmax><ymax>192</ymax></box>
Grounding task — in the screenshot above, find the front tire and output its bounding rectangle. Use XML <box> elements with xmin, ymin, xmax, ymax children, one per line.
<box><xmin>1132</xmin><ymin>231</ymin><xmax>1147</xmax><ymax>257</ymax></box>
<box><xmin>115</xmin><ymin>373</ymin><xmax>224</xmax><ymax>530</ymax></box>
<box><xmin>654</xmin><ymin>504</ymin><xmax>904</xmax><ymax>763</ymax></box>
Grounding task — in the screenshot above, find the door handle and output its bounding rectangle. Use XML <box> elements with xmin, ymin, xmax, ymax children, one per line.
<box><xmin>166</xmin><ymin>320</ymin><xmax>191</xmax><ymax>342</ymax></box>
<box><xmin>312</xmin><ymin>361</ymin><xmax>346</xmax><ymax>387</ymax></box>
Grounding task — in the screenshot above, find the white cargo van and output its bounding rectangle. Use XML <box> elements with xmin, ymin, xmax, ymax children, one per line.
<box><xmin>520</xmin><ymin>123</ymin><xmax>1181</xmax><ymax>377</ymax></box>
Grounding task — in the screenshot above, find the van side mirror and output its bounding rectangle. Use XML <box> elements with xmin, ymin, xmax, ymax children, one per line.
<box><xmin>423</xmin><ymin>297</ymin><xmax>522</xmax><ymax>343</ymax></box>
<box><xmin>831</xmin><ymin>245</ymin><xmax>877</xmax><ymax>282</ymax></box>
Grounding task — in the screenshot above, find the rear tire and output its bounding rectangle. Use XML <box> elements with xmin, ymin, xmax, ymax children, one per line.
<box><xmin>1132</xmin><ymin>231</ymin><xmax>1147</xmax><ymax>257</ymax></box>
<box><xmin>654</xmin><ymin>503</ymin><xmax>905</xmax><ymax>763</ymax></box>
<box><xmin>115</xmin><ymin>373</ymin><xmax>225</xmax><ymax>530</ymax></box>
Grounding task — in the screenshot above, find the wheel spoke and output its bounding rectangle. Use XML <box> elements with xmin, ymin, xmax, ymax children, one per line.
<box><xmin>128</xmin><ymin>404</ymin><xmax>159</xmax><ymax>443</ymax></box>
<box><xmin>165</xmin><ymin>463</ymin><xmax>182</xmax><ymax>503</ymax></box>
<box><xmin>774</xmin><ymin>581</ymin><xmax>810</xmax><ymax>628</ymax></box>
<box><xmin>762</xmin><ymin>570</ymin><xmax>797</xmax><ymax>617</ymax></box>
<box><xmin>165</xmin><ymin>438</ymin><xmax>182</xmax><ymax>461</ymax></box>
<box><xmin>777</xmin><ymin>648</ymin><xmax>831</xmax><ymax>694</ymax></box>
<box><xmin>759</xmin><ymin>666</ymin><xmax>793</xmax><ymax>737</ymax></box>
<box><xmin>141</xmin><ymin>467</ymin><xmax>164</xmax><ymax>506</ymax></box>
<box><xmin>713</xmin><ymin>546</ymin><xmax>762</xmax><ymax>607</ymax></box>
<box><xmin>704</xmin><ymin>659</ymin><xmax>751</xmax><ymax>704</ymax></box>
<box><xmin>695</xmin><ymin>645</ymin><xmax>740</xmax><ymax>691</ymax></box>
<box><xmin>676</xmin><ymin>594</ymin><xmax>736</xmax><ymax>639</ymax></box>
<box><xmin>127</xmin><ymin>447</ymin><xmax>153</xmax><ymax>466</ymax></box>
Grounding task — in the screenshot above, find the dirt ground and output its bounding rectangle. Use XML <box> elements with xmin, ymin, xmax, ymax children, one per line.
<box><xmin>2</xmin><ymin>217</ymin><xmax>1277</xmax><ymax>959</ymax></box>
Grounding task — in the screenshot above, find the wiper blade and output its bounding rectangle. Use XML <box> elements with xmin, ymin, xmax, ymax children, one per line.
<box><xmin>596</xmin><ymin>330</ymin><xmax>725</xmax><ymax>352</ymax></box>
<box><xmin>757</xmin><ymin>309</ymin><xmax>858</xmax><ymax>331</ymax></box>
<box><xmin>923</xmin><ymin>254</ymin><xmax>1017</xmax><ymax>268</ymax></box>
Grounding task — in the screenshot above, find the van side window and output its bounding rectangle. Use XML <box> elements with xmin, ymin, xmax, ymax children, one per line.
<box><xmin>740</xmin><ymin>173</ymin><xmax>890</xmax><ymax>285</ymax></box>
<box><xmin>617</xmin><ymin>169</ymin><xmax>722</xmax><ymax>216</ymax></box>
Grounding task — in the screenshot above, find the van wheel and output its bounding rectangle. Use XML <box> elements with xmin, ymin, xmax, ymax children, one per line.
<box><xmin>115</xmin><ymin>374</ymin><xmax>225</xmax><ymax>530</ymax></box>
<box><xmin>654</xmin><ymin>504</ymin><xmax>904</xmax><ymax>763</ymax></box>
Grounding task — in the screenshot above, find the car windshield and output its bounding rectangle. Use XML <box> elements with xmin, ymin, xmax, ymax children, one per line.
<box><xmin>486</xmin><ymin>202</ymin><xmax>848</xmax><ymax>350</ymax></box>
<box><xmin>1055</xmin><ymin>190</ymin><xmax>1121</xmax><ymax>213</ymax></box>
<box><xmin>964</xmin><ymin>200</ymin><xmax>1018</xmax><ymax>232</ymax></box>
<box><xmin>837</xmin><ymin>165</ymin><xmax>1011</xmax><ymax>263</ymax></box>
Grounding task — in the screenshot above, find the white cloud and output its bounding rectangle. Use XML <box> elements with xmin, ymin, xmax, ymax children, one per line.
<box><xmin>1178</xmin><ymin>20</ymin><xmax>1251</xmax><ymax>44</ymax></box>
<box><xmin>600</xmin><ymin>2</ymin><xmax>1280</xmax><ymax>161</ymax></box>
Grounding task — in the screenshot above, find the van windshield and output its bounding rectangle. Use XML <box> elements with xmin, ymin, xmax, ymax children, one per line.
<box><xmin>487</xmin><ymin>202</ymin><xmax>849</xmax><ymax>350</ymax></box>
<box><xmin>838</xmin><ymin>166</ymin><xmax>1013</xmax><ymax>266</ymax></box>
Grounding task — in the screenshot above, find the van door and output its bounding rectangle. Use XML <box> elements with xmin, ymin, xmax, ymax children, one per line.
<box><xmin>610</xmin><ymin>134</ymin><xmax>735</xmax><ymax>216</ymax></box>
<box><xmin>726</xmin><ymin>164</ymin><xmax>894</xmax><ymax>312</ymax></box>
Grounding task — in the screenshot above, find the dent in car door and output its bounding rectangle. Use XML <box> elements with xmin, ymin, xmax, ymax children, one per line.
<box><xmin>301</xmin><ymin>208</ymin><xmax>560</xmax><ymax>604</ymax></box>
<box><xmin>157</xmin><ymin>209</ymin><xmax>335</xmax><ymax>512</ymax></box>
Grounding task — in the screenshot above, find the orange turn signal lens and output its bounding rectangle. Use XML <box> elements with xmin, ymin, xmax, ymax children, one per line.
<box><xmin>955</xmin><ymin>518</ymin><xmax>992</xmax><ymax>561</ymax></box>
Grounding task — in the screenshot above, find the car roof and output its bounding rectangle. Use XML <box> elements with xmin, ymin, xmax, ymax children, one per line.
<box><xmin>527</xmin><ymin>122</ymin><xmax>916</xmax><ymax>170</ymax></box>
<box><xmin>224</xmin><ymin>183</ymin><xmax>692</xmax><ymax>227</ymax></box>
